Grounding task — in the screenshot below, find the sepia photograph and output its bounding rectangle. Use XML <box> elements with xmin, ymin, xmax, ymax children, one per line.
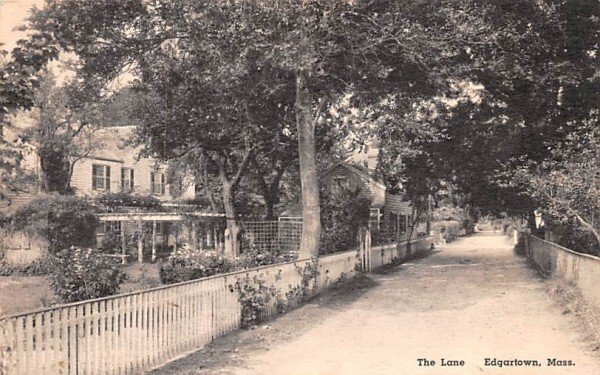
<box><xmin>0</xmin><ymin>0</ymin><xmax>599</xmax><ymax>374</ymax></box>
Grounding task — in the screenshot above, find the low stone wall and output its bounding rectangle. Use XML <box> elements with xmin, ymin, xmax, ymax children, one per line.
<box><xmin>523</xmin><ymin>233</ymin><xmax>600</xmax><ymax>309</ymax></box>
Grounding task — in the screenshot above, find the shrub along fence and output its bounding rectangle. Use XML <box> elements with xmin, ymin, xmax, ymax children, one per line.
<box><xmin>521</xmin><ymin>233</ymin><xmax>600</xmax><ymax>310</ymax></box>
<box><xmin>0</xmin><ymin>236</ymin><xmax>433</xmax><ymax>375</ymax></box>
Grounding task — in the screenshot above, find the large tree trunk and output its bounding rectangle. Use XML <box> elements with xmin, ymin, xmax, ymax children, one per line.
<box><xmin>295</xmin><ymin>70</ymin><xmax>321</xmax><ymax>259</ymax></box>
<box><xmin>252</xmin><ymin>164</ymin><xmax>283</xmax><ymax>221</ymax></box>
<box><xmin>213</xmin><ymin>149</ymin><xmax>254</xmax><ymax>258</ymax></box>
<box><xmin>38</xmin><ymin>146</ymin><xmax>71</xmax><ymax>194</ymax></box>
<box><xmin>264</xmin><ymin>195</ymin><xmax>276</xmax><ymax>220</ymax></box>
<box><xmin>202</xmin><ymin>157</ymin><xmax>221</xmax><ymax>213</ymax></box>
<box><xmin>222</xmin><ymin>181</ymin><xmax>241</xmax><ymax>258</ymax></box>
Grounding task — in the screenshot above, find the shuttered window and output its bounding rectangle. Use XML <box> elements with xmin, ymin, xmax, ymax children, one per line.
<box><xmin>151</xmin><ymin>171</ymin><xmax>166</xmax><ymax>195</ymax></box>
<box><xmin>121</xmin><ymin>168</ymin><xmax>135</xmax><ymax>191</ymax></box>
<box><xmin>92</xmin><ymin>164</ymin><xmax>111</xmax><ymax>191</ymax></box>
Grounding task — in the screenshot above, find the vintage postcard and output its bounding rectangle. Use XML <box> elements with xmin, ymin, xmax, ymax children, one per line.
<box><xmin>1</xmin><ymin>1</ymin><xmax>599</xmax><ymax>374</ymax></box>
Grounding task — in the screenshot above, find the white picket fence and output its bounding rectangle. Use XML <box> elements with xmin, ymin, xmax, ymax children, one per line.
<box><xmin>0</xmin><ymin>237</ymin><xmax>432</xmax><ymax>375</ymax></box>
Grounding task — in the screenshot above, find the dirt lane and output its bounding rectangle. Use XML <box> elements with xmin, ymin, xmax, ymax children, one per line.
<box><xmin>154</xmin><ymin>234</ymin><xmax>600</xmax><ymax>375</ymax></box>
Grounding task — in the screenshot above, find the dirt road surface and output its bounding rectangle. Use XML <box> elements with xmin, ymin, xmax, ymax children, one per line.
<box><xmin>153</xmin><ymin>234</ymin><xmax>600</xmax><ymax>375</ymax></box>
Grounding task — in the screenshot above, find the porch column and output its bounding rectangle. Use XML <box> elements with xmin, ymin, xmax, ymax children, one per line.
<box><xmin>191</xmin><ymin>220</ymin><xmax>197</xmax><ymax>250</ymax></box>
<box><xmin>213</xmin><ymin>225</ymin><xmax>218</xmax><ymax>251</ymax></box>
<box><xmin>152</xmin><ymin>220</ymin><xmax>157</xmax><ymax>262</ymax></box>
<box><xmin>121</xmin><ymin>222</ymin><xmax>127</xmax><ymax>265</ymax></box>
<box><xmin>396</xmin><ymin>214</ymin><xmax>400</xmax><ymax>239</ymax></box>
<box><xmin>207</xmin><ymin>222</ymin><xmax>213</xmax><ymax>248</ymax></box>
<box><xmin>173</xmin><ymin>224</ymin><xmax>178</xmax><ymax>253</ymax></box>
<box><xmin>137</xmin><ymin>220</ymin><xmax>144</xmax><ymax>263</ymax></box>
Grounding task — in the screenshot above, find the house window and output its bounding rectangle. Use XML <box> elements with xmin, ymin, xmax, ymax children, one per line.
<box><xmin>332</xmin><ymin>175</ymin><xmax>349</xmax><ymax>194</ymax></box>
<box><xmin>121</xmin><ymin>168</ymin><xmax>135</xmax><ymax>191</ymax></box>
<box><xmin>106</xmin><ymin>221</ymin><xmax>122</xmax><ymax>237</ymax></box>
<box><xmin>369</xmin><ymin>208</ymin><xmax>382</xmax><ymax>230</ymax></box>
<box><xmin>92</xmin><ymin>164</ymin><xmax>111</xmax><ymax>191</ymax></box>
<box><xmin>96</xmin><ymin>221</ymin><xmax>122</xmax><ymax>245</ymax></box>
<box><xmin>151</xmin><ymin>171</ymin><xmax>166</xmax><ymax>195</ymax></box>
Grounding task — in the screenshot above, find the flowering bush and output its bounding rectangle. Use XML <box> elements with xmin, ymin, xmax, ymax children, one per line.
<box><xmin>48</xmin><ymin>247</ymin><xmax>126</xmax><ymax>302</ymax></box>
<box><xmin>95</xmin><ymin>192</ymin><xmax>161</xmax><ymax>211</ymax></box>
<box><xmin>232</xmin><ymin>274</ymin><xmax>276</xmax><ymax>328</ymax></box>
<box><xmin>236</xmin><ymin>245</ymin><xmax>278</xmax><ymax>269</ymax></box>
<box><xmin>235</xmin><ymin>244</ymin><xmax>298</xmax><ymax>269</ymax></box>
<box><xmin>159</xmin><ymin>244</ymin><xmax>236</xmax><ymax>284</ymax></box>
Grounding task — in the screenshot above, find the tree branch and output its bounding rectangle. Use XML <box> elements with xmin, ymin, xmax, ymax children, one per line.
<box><xmin>231</xmin><ymin>147</ymin><xmax>256</xmax><ymax>188</ymax></box>
<box><xmin>312</xmin><ymin>97</ymin><xmax>328</xmax><ymax>130</ymax></box>
<box><xmin>539</xmin><ymin>188</ymin><xmax>600</xmax><ymax>245</ymax></box>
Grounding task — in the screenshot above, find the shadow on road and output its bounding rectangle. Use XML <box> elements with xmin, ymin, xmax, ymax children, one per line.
<box><xmin>151</xmin><ymin>273</ymin><xmax>380</xmax><ymax>375</ymax></box>
<box><xmin>376</xmin><ymin>248</ymin><xmax>440</xmax><ymax>275</ymax></box>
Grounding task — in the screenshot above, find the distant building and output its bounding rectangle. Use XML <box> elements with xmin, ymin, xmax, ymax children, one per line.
<box><xmin>318</xmin><ymin>161</ymin><xmax>412</xmax><ymax>234</ymax></box>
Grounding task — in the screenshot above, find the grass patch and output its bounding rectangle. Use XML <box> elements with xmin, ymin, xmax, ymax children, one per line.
<box><xmin>545</xmin><ymin>278</ymin><xmax>600</xmax><ymax>352</ymax></box>
<box><xmin>0</xmin><ymin>276</ymin><xmax>56</xmax><ymax>315</ymax></box>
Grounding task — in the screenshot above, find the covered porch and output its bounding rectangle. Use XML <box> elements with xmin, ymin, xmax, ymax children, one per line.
<box><xmin>96</xmin><ymin>212</ymin><xmax>226</xmax><ymax>263</ymax></box>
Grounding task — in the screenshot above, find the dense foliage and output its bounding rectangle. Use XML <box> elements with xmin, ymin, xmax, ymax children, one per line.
<box><xmin>319</xmin><ymin>189</ymin><xmax>371</xmax><ymax>255</ymax></box>
<box><xmin>159</xmin><ymin>245</ymin><xmax>236</xmax><ymax>284</ymax></box>
<box><xmin>433</xmin><ymin>202</ymin><xmax>475</xmax><ymax>235</ymax></box>
<box><xmin>0</xmin><ymin>256</ymin><xmax>51</xmax><ymax>277</ymax></box>
<box><xmin>160</xmin><ymin>242</ymin><xmax>299</xmax><ymax>285</ymax></box>
<box><xmin>1</xmin><ymin>32</ymin><xmax>59</xmax><ymax>193</ymax></box>
<box><xmin>514</xmin><ymin>116</ymin><xmax>600</xmax><ymax>254</ymax></box>
<box><xmin>48</xmin><ymin>247</ymin><xmax>126</xmax><ymax>303</ymax></box>
<box><xmin>95</xmin><ymin>192</ymin><xmax>161</xmax><ymax>211</ymax></box>
<box><xmin>375</xmin><ymin>0</ymin><xmax>599</xmax><ymax>248</ymax></box>
<box><xmin>10</xmin><ymin>195</ymin><xmax>98</xmax><ymax>254</ymax></box>
<box><xmin>9</xmin><ymin>0</ymin><xmax>598</xmax><ymax>258</ymax></box>
<box><xmin>236</xmin><ymin>245</ymin><xmax>290</xmax><ymax>269</ymax></box>
<box><xmin>18</xmin><ymin>71</ymin><xmax>104</xmax><ymax>194</ymax></box>
<box><xmin>431</xmin><ymin>221</ymin><xmax>462</xmax><ymax>243</ymax></box>
<box><xmin>25</xmin><ymin>0</ymin><xmax>514</xmax><ymax>259</ymax></box>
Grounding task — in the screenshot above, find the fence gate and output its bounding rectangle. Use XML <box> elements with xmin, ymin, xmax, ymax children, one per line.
<box><xmin>359</xmin><ymin>228</ymin><xmax>372</xmax><ymax>272</ymax></box>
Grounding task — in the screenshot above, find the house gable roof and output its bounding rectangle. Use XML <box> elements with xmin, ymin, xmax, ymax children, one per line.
<box><xmin>319</xmin><ymin>161</ymin><xmax>387</xmax><ymax>191</ymax></box>
<box><xmin>82</xmin><ymin>126</ymin><xmax>135</xmax><ymax>162</ymax></box>
<box><xmin>78</xmin><ymin>126</ymin><xmax>162</xmax><ymax>167</ymax></box>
